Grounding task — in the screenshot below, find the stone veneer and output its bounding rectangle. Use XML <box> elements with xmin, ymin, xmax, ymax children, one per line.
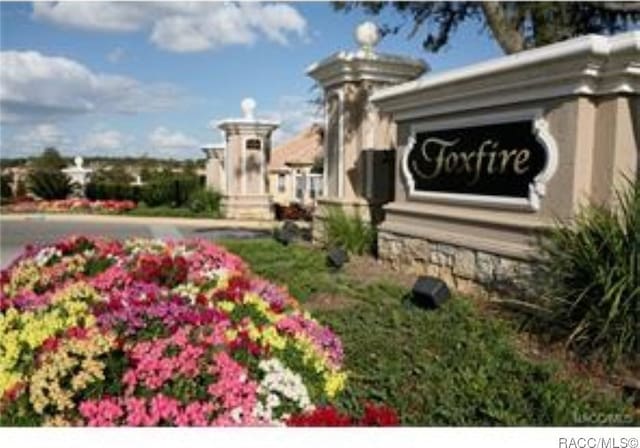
<box><xmin>378</xmin><ymin>230</ymin><xmax>536</xmax><ymax>296</ymax></box>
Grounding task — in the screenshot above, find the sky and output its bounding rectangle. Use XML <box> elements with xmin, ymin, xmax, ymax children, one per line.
<box><xmin>0</xmin><ymin>1</ymin><xmax>503</xmax><ymax>160</ymax></box>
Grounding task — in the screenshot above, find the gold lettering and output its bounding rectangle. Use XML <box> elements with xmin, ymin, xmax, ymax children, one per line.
<box><xmin>445</xmin><ymin>153</ymin><xmax>459</xmax><ymax>173</ymax></box>
<box><xmin>513</xmin><ymin>149</ymin><xmax>531</xmax><ymax>174</ymax></box>
<box><xmin>411</xmin><ymin>134</ymin><xmax>536</xmax><ymax>185</ymax></box>
<box><xmin>412</xmin><ymin>137</ymin><xmax>459</xmax><ymax>180</ymax></box>
<box><xmin>499</xmin><ymin>149</ymin><xmax>518</xmax><ymax>173</ymax></box>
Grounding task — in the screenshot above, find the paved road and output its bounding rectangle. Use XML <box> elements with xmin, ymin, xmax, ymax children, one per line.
<box><xmin>0</xmin><ymin>216</ymin><xmax>271</xmax><ymax>268</ymax></box>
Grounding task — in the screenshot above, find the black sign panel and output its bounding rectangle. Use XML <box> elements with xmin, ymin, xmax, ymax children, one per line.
<box><xmin>246</xmin><ymin>139</ymin><xmax>262</xmax><ymax>150</ymax></box>
<box><xmin>406</xmin><ymin>120</ymin><xmax>547</xmax><ymax>198</ymax></box>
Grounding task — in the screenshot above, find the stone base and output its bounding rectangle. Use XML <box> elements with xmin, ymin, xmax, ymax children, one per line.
<box><xmin>378</xmin><ymin>230</ymin><xmax>539</xmax><ymax>297</ymax></box>
<box><xmin>222</xmin><ymin>195</ymin><xmax>274</xmax><ymax>220</ymax></box>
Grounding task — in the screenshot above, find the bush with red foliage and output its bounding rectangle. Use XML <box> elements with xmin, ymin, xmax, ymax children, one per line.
<box><xmin>274</xmin><ymin>203</ymin><xmax>313</xmax><ymax>222</ymax></box>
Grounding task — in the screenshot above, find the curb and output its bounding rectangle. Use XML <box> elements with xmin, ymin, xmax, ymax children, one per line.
<box><xmin>0</xmin><ymin>213</ymin><xmax>283</xmax><ymax>230</ymax></box>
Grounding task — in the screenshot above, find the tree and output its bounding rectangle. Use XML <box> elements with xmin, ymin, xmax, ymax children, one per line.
<box><xmin>333</xmin><ymin>2</ymin><xmax>640</xmax><ymax>54</ymax></box>
<box><xmin>27</xmin><ymin>147</ymin><xmax>72</xmax><ymax>199</ymax></box>
<box><xmin>91</xmin><ymin>166</ymin><xmax>135</xmax><ymax>184</ymax></box>
<box><xmin>1</xmin><ymin>173</ymin><xmax>12</xmax><ymax>204</ymax></box>
<box><xmin>31</xmin><ymin>147</ymin><xmax>67</xmax><ymax>170</ymax></box>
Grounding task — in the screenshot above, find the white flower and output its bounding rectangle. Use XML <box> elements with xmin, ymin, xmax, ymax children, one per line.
<box><xmin>34</xmin><ymin>247</ymin><xmax>62</xmax><ymax>266</ymax></box>
<box><xmin>230</xmin><ymin>407</ymin><xmax>244</xmax><ymax>423</ymax></box>
<box><xmin>257</xmin><ymin>358</ymin><xmax>313</xmax><ymax>423</ymax></box>
<box><xmin>172</xmin><ymin>283</ymin><xmax>200</xmax><ymax>302</ymax></box>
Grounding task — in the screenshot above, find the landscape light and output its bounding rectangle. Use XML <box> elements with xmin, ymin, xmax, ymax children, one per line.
<box><xmin>274</xmin><ymin>221</ymin><xmax>298</xmax><ymax>245</ymax></box>
<box><xmin>411</xmin><ymin>276</ymin><xmax>450</xmax><ymax>309</ymax></box>
<box><xmin>326</xmin><ymin>247</ymin><xmax>349</xmax><ymax>269</ymax></box>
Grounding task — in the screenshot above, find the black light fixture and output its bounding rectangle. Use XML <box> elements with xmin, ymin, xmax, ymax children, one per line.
<box><xmin>410</xmin><ymin>276</ymin><xmax>450</xmax><ymax>309</ymax></box>
<box><xmin>326</xmin><ymin>247</ymin><xmax>349</xmax><ymax>269</ymax></box>
<box><xmin>274</xmin><ymin>221</ymin><xmax>298</xmax><ymax>245</ymax></box>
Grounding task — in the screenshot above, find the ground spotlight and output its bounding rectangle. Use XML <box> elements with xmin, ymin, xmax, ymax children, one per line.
<box><xmin>274</xmin><ymin>221</ymin><xmax>298</xmax><ymax>245</ymax></box>
<box><xmin>326</xmin><ymin>247</ymin><xmax>349</xmax><ymax>269</ymax></box>
<box><xmin>411</xmin><ymin>276</ymin><xmax>450</xmax><ymax>309</ymax></box>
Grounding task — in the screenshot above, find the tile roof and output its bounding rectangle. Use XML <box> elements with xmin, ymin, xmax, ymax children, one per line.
<box><xmin>269</xmin><ymin>124</ymin><xmax>323</xmax><ymax>171</ymax></box>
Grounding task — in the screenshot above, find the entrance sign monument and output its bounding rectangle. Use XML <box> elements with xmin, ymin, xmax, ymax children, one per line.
<box><xmin>309</xmin><ymin>24</ymin><xmax>638</xmax><ymax>294</ymax></box>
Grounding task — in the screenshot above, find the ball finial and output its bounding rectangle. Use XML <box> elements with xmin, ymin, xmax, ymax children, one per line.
<box><xmin>355</xmin><ymin>21</ymin><xmax>380</xmax><ymax>54</ymax></box>
<box><xmin>241</xmin><ymin>97</ymin><xmax>256</xmax><ymax>120</ymax></box>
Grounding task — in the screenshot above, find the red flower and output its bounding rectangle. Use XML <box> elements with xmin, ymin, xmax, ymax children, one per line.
<box><xmin>216</xmin><ymin>276</ymin><xmax>251</xmax><ymax>302</ymax></box>
<box><xmin>195</xmin><ymin>294</ymin><xmax>208</xmax><ymax>306</ymax></box>
<box><xmin>286</xmin><ymin>406</ymin><xmax>353</xmax><ymax>426</ymax></box>
<box><xmin>2</xmin><ymin>382</ymin><xmax>25</xmax><ymax>402</ymax></box>
<box><xmin>360</xmin><ymin>402</ymin><xmax>399</xmax><ymax>426</ymax></box>
<box><xmin>66</xmin><ymin>326</ymin><xmax>89</xmax><ymax>340</ymax></box>
<box><xmin>287</xmin><ymin>403</ymin><xmax>400</xmax><ymax>427</ymax></box>
<box><xmin>41</xmin><ymin>336</ymin><xmax>60</xmax><ymax>352</ymax></box>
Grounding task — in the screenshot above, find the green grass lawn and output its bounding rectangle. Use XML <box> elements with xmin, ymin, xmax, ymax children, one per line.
<box><xmin>220</xmin><ymin>238</ymin><xmax>638</xmax><ymax>426</ymax></box>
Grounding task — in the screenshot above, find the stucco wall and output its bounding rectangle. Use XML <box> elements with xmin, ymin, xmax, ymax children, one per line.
<box><xmin>370</xmin><ymin>32</ymin><xmax>639</xmax><ymax>294</ymax></box>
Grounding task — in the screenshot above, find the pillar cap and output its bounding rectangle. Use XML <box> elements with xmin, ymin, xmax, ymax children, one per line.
<box><xmin>355</xmin><ymin>21</ymin><xmax>381</xmax><ymax>55</ymax></box>
<box><xmin>217</xmin><ymin>98</ymin><xmax>280</xmax><ymax>133</ymax></box>
<box><xmin>306</xmin><ymin>48</ymin><xmax>427</xmax><ymax>89</ymax></box>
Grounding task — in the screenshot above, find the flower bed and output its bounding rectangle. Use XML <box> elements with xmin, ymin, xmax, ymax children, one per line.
<box><xmin>0</xmin><ymin>236</ymin><xmax>397</xmax><ymax>426</ymax></box>
<box><xmin>4</xmin><ymin>199</ymin><xmax>136</xmax><ymax>214</ymax></box>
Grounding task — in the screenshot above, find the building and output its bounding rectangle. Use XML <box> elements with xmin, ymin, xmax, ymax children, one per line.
<box><xmin>268</xmin><ymin>124</ymin><xmax>324</xmax><ymax>206</ymax></box>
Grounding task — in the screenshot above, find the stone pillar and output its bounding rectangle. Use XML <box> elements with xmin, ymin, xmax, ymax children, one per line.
<box><xmin>62</xmin><ymin>156</ymin><xmax>93</xmax><ymax>198</ymax></box>
<box><xmin>202</xmin><ymin>143</ymin><xmax>226</xmax><ymax>194</ymax></box>
<box><xmin>217</xmin><ymin>98</ymin><xmax>279</xmax><ymax>220</ymax></box>
<box><xmin>307</xmin><ymin>22</ymin><xmax>427</xmax><ymax>229</ymax></box>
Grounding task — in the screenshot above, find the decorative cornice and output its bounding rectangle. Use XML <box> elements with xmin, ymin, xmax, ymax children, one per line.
<box><xmin>371</xmin><ymin>31</ymin><xmax>640</xmax><ymax>119</ymax></box>
<box><xmin>217</xmin><ymin>119</ymin><xmax>280</xmax><ymax>135</ymax></box>
<box><xmin>307</xmin><ymin>50</ymin><xmax>427</xmax><ymax>89</ymax></box>
<box><xmin>201</xmin><ymin>143</ymin><xmax>225</xmax><ymax>158</ymax></box>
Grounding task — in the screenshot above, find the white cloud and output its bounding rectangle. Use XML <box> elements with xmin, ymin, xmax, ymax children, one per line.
<box><xmin>32</xmin><ymin>2</ymin><xmax>157</xmax><ymax>32</ymax></box>
<box><xmin>148</xmin><ymin>126</ymin><xmax>199</xmax><ymax>151</ymax></box>
<box><xmin>107</xmin><ymin>47</ymin><xmax>125</xmax><ymax>63</ymax></box>
<box><xmin>0</xmin><ymin>50</ymin><xmax>182</xmax><ymax>123</ymax></box>
<box><xmin>263</xmin><ymin>96</ymin><xmax>323</xmax><ymax>145</ymax></box>
<box><xmin>32</xmin><ymin>2</ymin><xmax>307</xmax><ymax>53</ymax></box>
<box><xmin>82</xmin><ymin>129</ymin><xmax>126</xmax><ymax>152</ymax></box>
<box><xmin>8</xmin><ymin>123</ymin><xmax>71</xmax><ymax>156</ymax></box>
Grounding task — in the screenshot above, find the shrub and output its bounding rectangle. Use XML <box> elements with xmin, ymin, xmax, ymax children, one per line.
<box><xmin>322</xmin><ymin>206</ymin><xmax>376</xmax><ymax>255</ymax></box>
<box><xmin>533</xmin><ymin>179</ymin><xmax>639</xmax><ymax>364</ymax></box>
<box><xmin>86</xmin><ymin>182</ymin><xmax>140</xmax><ymax>202</ymax></box>
<box><xmin>91</xmin><ymin>167</ymin><xmax>134</xmax><ymax>185</ymax></box>
<box><xmin>188</xmin><ymin>188</ymin><xmax>221</xmax><ymax>214</ymax></box>
<box><xmin>275</xmin><ymin>203</ymin><xmax>313</xmax><ymax>221</ymax></box>
<box><xmin>141</xmin><ymin>175</ymin><xmax>200</xmax><ymax>208</ymax></box>
<box><xmin>1</xmin><ymin>174</ymin><xmax>12</xmax><ymax>204</ymax></box>
<box><xmin>27</xmin><ymin>169</ymin><xmax>72</xmax><ymax>200</ymax></box>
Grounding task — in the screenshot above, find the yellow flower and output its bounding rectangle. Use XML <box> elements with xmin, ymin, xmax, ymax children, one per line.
<box><xmin>323</xmin><ymin>371</ymin><xmax>347</xmax><ymax>398</ymax></box>
<box><xmin>225</xmin><ymin>329</ymin><xmax>238</xmax><ymax>341</ymax></box>
<box><xmin>0</xmin><ymin>282</ymin><xmax>102</xmax><ymax>396</ymax></box>
<box><xmin>260</xmin><ymin>326</ymin><xmax>286</xmax><ymax>350</ymax></box>
<box><xmin>244</xmin><ymin>294</ymin><xmax>279</xmax><ymax>322</ymax></box>
<box><xmin>28</xmin><ymin>328</ymin><xmax>114</xmax><ymax>418</ymax></box>
<box><xmin>218</xmin><ymin>301</ymin><xmax>235</xmax><ymax>313</ymax></box>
